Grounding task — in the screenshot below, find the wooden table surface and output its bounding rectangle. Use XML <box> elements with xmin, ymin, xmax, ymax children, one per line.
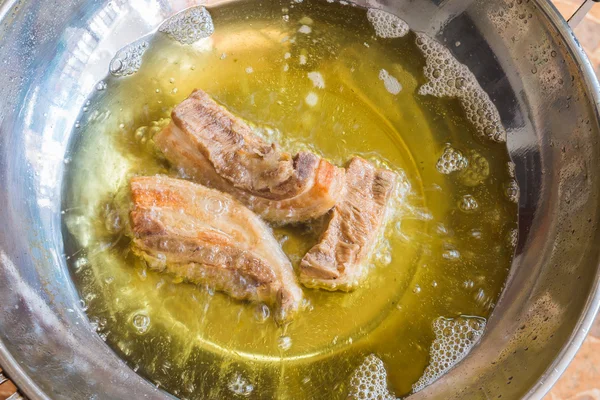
<box><xmin>0</xmin><ymin>2</ymin><xmax>599</xmax><ymax>400</ymax></box>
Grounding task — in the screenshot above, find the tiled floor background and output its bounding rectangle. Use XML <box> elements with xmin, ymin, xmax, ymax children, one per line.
<box><xmin>0</xmin><ymin>2</ymin><xmax>599</xmax><ymax>400</ymax></box>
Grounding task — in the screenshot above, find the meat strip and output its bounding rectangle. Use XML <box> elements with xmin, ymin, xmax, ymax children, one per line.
<box><xmin>299</xmin><ymin>157</ymin><xmax>397</xmax><ymax>291</ymax></box>
<box><xmin>154</xmin><ymin>89</ymin><xmax>345</xmax><ymax>224</ymax></box>
<box><xmin>130</xmin><ymin>175</ymin><xmax>303</xmax><ymax>321</ymax></box>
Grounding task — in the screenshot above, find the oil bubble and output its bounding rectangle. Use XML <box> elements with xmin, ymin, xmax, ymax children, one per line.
<box><xmin>507</xmin><ymin>228</ymin><xmax>518</xmax><ymax>247</ymax></box>
<box><xmin>379</xmin><ymin>69</ymin><xmax>402</xmax><ymax>95</ymax></box>
<box><xmin>278</xmin><ymin>335</ymin><xmax>292</xmax><ymax>351</ymax></box>
<box><xmin>305</xmin><ymin>92</ymin><xmax>318</xmax><ymax>107</ymax></box>
<box><xmin>413</xmin><ymin>317</ymin><xmax>486</xmax><ymax>392</ymax></box>
<box><xmin>458</xmin><ymin>150</ymin><xmax>490</xmax><ymax>187</ymax></box>
<box><xmin>131</xmin><ymin>311</ymin><xmax>150</xmax><ymax>334</ymax></box>
<box><xmin>416</xmin><ymin>33</ymin><xmax>506</xmax><ymax>142</ymax></box>
<box><xmin>442</xmin><ymin>249</ymin><xmax>460</xmax><ymax>260</ymax></box>
<box><xmin>227</xmin><ymin>373</ymin><xmax>254</xmax><ymax>397</ymax></box>
<box><xmin>504</xmin><ymin>179</ymin><xmax>520</xmax><ymax>203</ymax></box>
<box><xmin>298</xmin><ymin>25</ymin><xmax>312</xmax><ymax>34</ymax></box>
<box><xmin>436</xmin><ymin>145</ymin><xmax>468</xmax><ymax>174</ymax></box>
<box><xmin>459</xmin><ymin>195</ymin><xmax>479</xmax><ymax>212</ymax></box>
<box><xmin>204</xmin><ymin>197</ymin><xmax>225</xmax><ymax>214</ymax></box>
<box><xmin>254</xmin><ymin>303</ymin><xmax>271</xmax><ymax>323</ymax></box>
<box><xmin>104</xmin><ymin>276</ymin><xmax>115</xmax><ymax>285</ymax></box>
<box><xmin>507</xmin><ymin>161</ymin><xmax>516</xmax><ymax>178</ymax></box>
<box><xmin>348</xmin><ymin>354</ymin><xmax>397</xmax><ymax>399</ymax></box>
<box><xmin>135</xmin><ymin>126</ymin><xmax>148</xmax><ymax>141</ymax></box>
<box><xmin>366</xmin><ymin>8</ymin><xmax>409</xmax><ymax>39</ymax></box>
<box><xmin>470</xmin><ymin>229</ymin><xmax>482</xmax><ymax>239</ymax></box>
<box><xmin>74</xmin><ymin>256</ymin><xmax>89</xmax><ymax>272</ymax></box>
<box><xmin>110</xmin><ymin>40</ymin><xmax>148</xmax><ymax>77</ymax></box>
<box><xmin>159</xmin><ymin>6</ymin><xmax>214</xmax><ymax>45</ymax></box>
<box><xmin>307</xmin><ymin>71</ymin><xmax>325</xmax><ymax>89</ymax></box>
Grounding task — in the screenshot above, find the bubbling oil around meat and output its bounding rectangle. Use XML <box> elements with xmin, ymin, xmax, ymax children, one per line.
<box><xmin>62</xmin><ymin>1</ymin><xmax>518</xmax><ymax>398</ymax></box>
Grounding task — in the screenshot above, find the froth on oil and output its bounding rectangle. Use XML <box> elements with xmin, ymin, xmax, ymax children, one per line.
<box><xmin>416</xmin><ymin>33</ymin><xmax>506</xmax><ymax>142</ymax></box>
<box><xmin>159</xmin><ymin>6</ymin><xmax>214</xmax><ymax>45</ymax></box>
<box><xmin>110</xmin><ymin>39</ymin><xmax>149</xmax><ymax>77</ymax></box>
<box><xmin>366</xmin><ymin>8</ymin><xmax>409</xmax><ymax>39</ymax></box>
<box><xmin>349</xmin><ymin>355</ymin><xmax>397</xmax><ymax>400</ymax></box>
<box><xmin>413</xmin><ymin>316</ymin><xmax>486</xmax><ymax>393</ymax></box>
<box><xmin>379</xmin><ymin>69</ymin><xmax>402</xmax><ymax>95</ymax></box>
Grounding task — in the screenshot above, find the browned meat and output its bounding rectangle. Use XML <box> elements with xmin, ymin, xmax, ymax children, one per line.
<box><xmin>154</xmin><ymin>89</ymin><xmax>345</xmax><ymax>224</ymax></box>
<box><xmin>299</xmin><ymin>157</ymin><xmax>397</xmax><ymax>291</ymax></box>
<box><xmin>129</xmin><ymin>175</ymin><xmax>303</xmax><ymax>321</ymax></box>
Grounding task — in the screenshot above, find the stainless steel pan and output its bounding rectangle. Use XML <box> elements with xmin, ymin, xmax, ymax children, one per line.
<box><xmin>0</xmin><ymin>0</ymin><xmax>599</xmax><ymax>398</ymax></box>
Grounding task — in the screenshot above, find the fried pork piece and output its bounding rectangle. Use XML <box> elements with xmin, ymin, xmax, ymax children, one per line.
<box><xmin>299</xmin><ymin>157</ymin><xmax>397</xmax><ymax>291</ymax></box>
<box><xmin>154</xmin><ymin>89</ymin><xmax>345</xmax><ymax>224</ymax></box>
<box><xmin>129</xmin><ymin>175</ymin><xmax>303</xmax><ymax>321</ymax></box>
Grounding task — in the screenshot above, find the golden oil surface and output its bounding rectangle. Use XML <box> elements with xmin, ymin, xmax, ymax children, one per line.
<box><xmin>63</xmin><ymin>1</ymin><xmax>518</xmax><ymax>398</ymax></box>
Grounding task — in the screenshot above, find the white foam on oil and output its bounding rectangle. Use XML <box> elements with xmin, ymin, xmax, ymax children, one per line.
<box><xmin>278</xmin><ymin>335</ymin><xmax>292</xmax><ymax>351</ymax></box>
<box><xmin>413</xmin><ymin>316</ymin><xmax>486</xmax><ymax>393</ymax></box>
<box><xmin>507</xmin><ymin>228</ymin><xmax>518</xmax><ymax>248</ymax></box>
<box><xmin>227</xmin><ymin>373</ymin><xmax>254</xmax><ymax>397</ymax></box>
<box><xmin>436</xmin><ymin>145</ymin><xmax>468</xmax><ymax>174</ymax></box>
<box><xmin>458</xmin><ymin>150</ymin><xmax>490</xmax><ymax>187</ymax></box>
<box><xmin>110</xmin><ymin>40</ymin><xmax>148</xmax><ymax>77</ymax></box>
<box><xmin>504</xmin><ymin>179</ymin><xmax>520</xmax><ymax>203</ymax></box>
<box><xmin>298</xmin><ymin>24</ymin><xmax>312</xmax><ymax>34</ymax></box>
<box><xmin>305</xmin><ymin>92</ymin><xmax>318</xmax><ymax>107</ymax></box>
<box><xmin>378</xmin><ymin>69</ymin><xmax>402</xmax><ymax>95</ymax></box>
<box><xmin>416</xmin><ymin>33</ymin><xmax>506</xmax><ymax>142</ymax></box>
<box><xmin>366</xmin><ymin>8</ymin><xmax>409</xmax><ymax>39</ymax></box>
<box><xmin>307</xmin><ymin>71</ymin><xmax>325</xmax><ymax>89</ymax></box>
<box><xmin>458</xmin><ymin>195</ymin><xmax>478</xmax><ymax>212</ymax></box>
<box><xmin>348</xmin><ymin>354</ymin><xmax>397</xmax><ymax>399</ymax></box>
<box><xmin>159</xmin><ymin>6</ymin><xmax>214</xmax><ymax>45</ymax></box>
<box><xmin>507</xmin><ymin>161</ymin><xmax>516</xmax><ymax>178</ymax></box>
<box><xmin>131</xmin><ymin>310</ymin><xmax>151</xmax><ymax>334</ymax></box>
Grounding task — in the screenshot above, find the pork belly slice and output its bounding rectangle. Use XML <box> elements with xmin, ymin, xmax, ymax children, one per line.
<box><xmin>154</xmin><ymin>89</ymin><xmax>345</xmax><ymax>224</ymax></box>
<box><xmin>299</xmin><ymin>157</ymin><xmax>397</xmax><ymax>291</ymax></box>
<box><xmin>129</xmin><ymin>175</ymin><xmax>303</xmax><ymax>321</ymax></box>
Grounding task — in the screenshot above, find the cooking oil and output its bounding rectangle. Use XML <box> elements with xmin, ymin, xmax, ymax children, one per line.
<box><xmin>62</xmin><ymin>0</ymin><xmax>518</xmax><ymax>398</ymax></box>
